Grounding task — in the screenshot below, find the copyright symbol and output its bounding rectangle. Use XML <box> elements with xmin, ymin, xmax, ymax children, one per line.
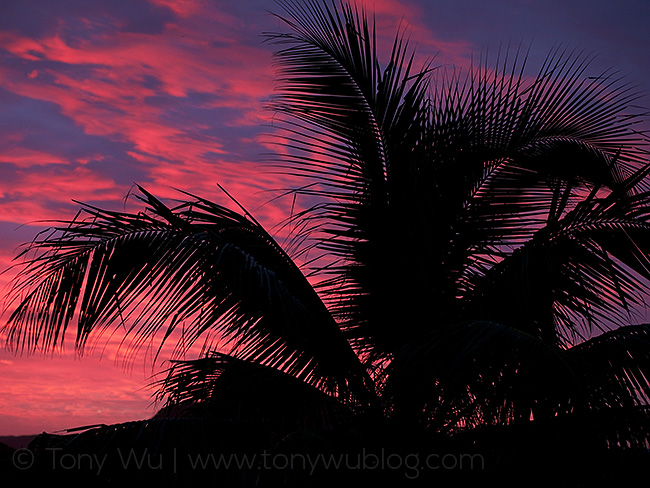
<box><xmin>13</xmin><ymin>448</ymin><xmax>34</xmax><ymax>470</ymax></box>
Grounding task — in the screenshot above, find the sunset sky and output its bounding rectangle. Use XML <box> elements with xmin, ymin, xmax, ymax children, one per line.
<box><xmin>1</xmin><ymin>0</ymin><xmax>649</xmax><ymax>436</ymax></box>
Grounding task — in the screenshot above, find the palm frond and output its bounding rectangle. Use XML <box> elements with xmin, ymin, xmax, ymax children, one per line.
<box><xmin>385</xmin><ymin>321</ymin><xmax>650</xmax><ymax>447</ymax></box>
<box><xmin>265</xmin><ymin>1</ymin><xmax>437</xmax><ymax>357</ymax></box>
<box><xmin>465</xmin><ymin>184</ymin><xmax>650</xmax><ymax>343</ymax></box>
<box><xmin>2</xmin><ymin>187</ymin><xmax>373</xmax><ymax>403</ymax></box>
<box><xmin>266</xmin><ymin>3</ymin><xmax>650</xmax><ymax>359</ymax></box>
<box><xmin>384</xmin><ymin>320</ymin><xmax>574</xmax><ymax>431</ymax></box>
<box><xmin>154</xmin><ymin>351</ymin><xmax>354</xmax><ymax>429</ymax></box>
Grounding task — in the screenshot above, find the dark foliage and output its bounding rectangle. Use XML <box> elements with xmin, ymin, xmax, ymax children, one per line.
<box><xmin>3</xmin><ymin>1</ymin><xmax>650</xmax><ymax>485</ymax></box>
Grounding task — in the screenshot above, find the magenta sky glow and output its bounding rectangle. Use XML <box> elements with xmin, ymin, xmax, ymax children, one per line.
<box><xmin>1</xmin><ymin>0</ymin><xmax>649</xmax><ymax>436</ymax></box>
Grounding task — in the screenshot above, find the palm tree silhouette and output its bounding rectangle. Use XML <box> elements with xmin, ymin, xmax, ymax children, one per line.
<box><xmin>4</xmin><ymin>0</ymin><xmax>650</xmax><ymax>485</ymax></box>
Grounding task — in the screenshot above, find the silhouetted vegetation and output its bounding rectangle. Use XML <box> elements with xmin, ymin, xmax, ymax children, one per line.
<box><xmin>3</xmin><ymin>1</ymin><xmax>650</xmax><ymax>485</ymax></box>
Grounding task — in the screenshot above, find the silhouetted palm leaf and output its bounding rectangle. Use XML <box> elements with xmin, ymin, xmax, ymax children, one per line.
<box><xmin>265</xmin><ymin>2</ymin><xmax>650</xmax><ymax>363</ymax></box>
<box><xmin>4</xmin><ymin>186</ymin><xmax>373</xmax><ymax>403</ymax></box>
<box><xmin>154</xmin><ymin>351</ymin><xmax>355</xmax><ymax>429</ymax></box>
<box><xmin>385</xmin><ymin>320</ymin><xmax>650</xmax><ymax>446</ymax></box>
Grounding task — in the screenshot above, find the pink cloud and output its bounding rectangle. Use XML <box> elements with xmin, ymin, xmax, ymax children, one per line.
<box><xmin>0</xmin><ymin>24</ymin><xmax>274</xmax><ymax>104</ymax></box>
<box><xmin>0</xmin><ymin>349</ymin><xmax>156</xmax><ymax>435</ymax></box>
<box><xmin>0</xmin><ymin>21</ymin><xmax>276</xmax><ymax>212</ymax></box>
<box><xmin>148</xmin><ymin>0</ymin><xmax>206</xmax><ymax>19</ymax></box>
<box><xmin>0</xmin><ymin>147</ymin><xmax>70</xmax><ymax>168</ymax></box>
<box><xmin>3</xmin><ymin>166</ymin><xmax>118</xmax><ymax>201</ymax></box>
<box><xmin>0</xmin><ymin>166</ymin><xmax>122</xmax><ymax>225</ymax></box>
